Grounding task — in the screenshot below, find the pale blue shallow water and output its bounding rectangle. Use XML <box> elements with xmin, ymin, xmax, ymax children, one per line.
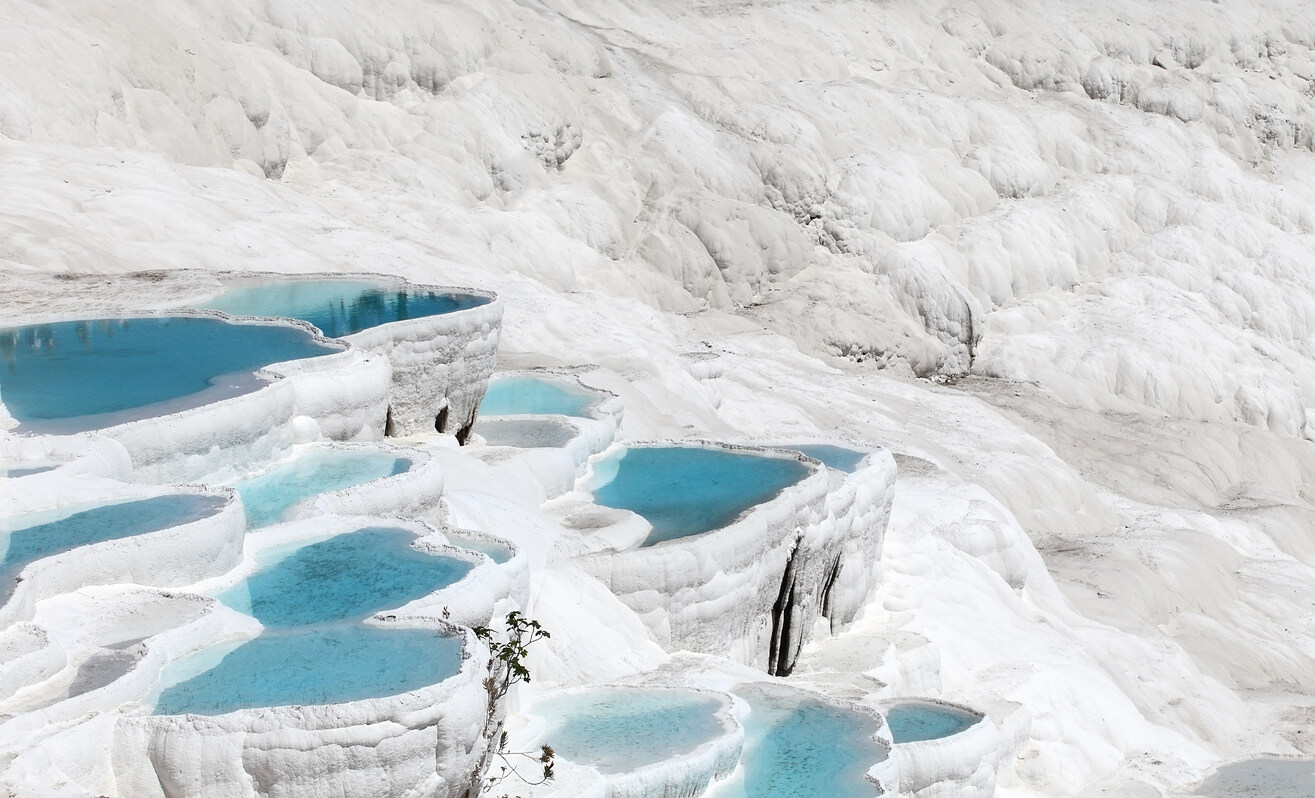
<box><xmin>590</xmin><ymin>446</ymin><xmax>811</xmax><ymax>547</ymax></box>
<box><xmin>479</xmin><ymin>376</ymin><xmax>596</xmax><ymax>417</ymax></box>
<box><xmin>234</xmin><ymin>450</ymin><xmax>411</xmax><ymax>529</ymax></box>
<box><xmin>0</xmin><ymin>317</ymin><xmax>338</xmax><ymax>431</ymax></box>
<box><xmin>444</xmin><ymin>533</ymin><xmax>512</xmax><ymax>564</ymax></box>
<box><xmin>152</xmin><ymin>625</ymin><xmax>462</xmax><ymax>715</ymax></box>
<box><xmin>791</xmin><ymin>444</ymin><xmax>868</xmax><ymax>473</ymax></box>
<box><xmin>886</xmin><ymin>701</ymin><xmax>980</xmax><ymax>743</ymax></box>
<box><xmin>1194</xmin><ymin>758</ymin><xmax>1315</xmax><ymax>797</ymax></box>
<box><xmin>198</xmin><ymin>279</ymin><xmax>489</xmax><ymax>338</ymax></box>
<box><xmin>217</xmin><ymin>527</ymin><xmax>472</xmax><ymax>627</ymax></box>
<box><xmin>719</xmin><ymin>686</ymin><xmax>884</xmax><ymax>798</ymax></box>
<box><xmin>0</xmin><ymin>494</ymin><xmax>228</xmax><ymax>604</ymax></box>
<box><xmin>0</xmin><ymin>463</ymin><xmax>57</xmax><ymax>478</ymax></box>
<box><xmin>474</xmin><ymin>418</ymin><xmax>577</xmax><ymax>448</ymax></box>
<box><xmin>538</xmin><ymin>689</ymin><xmax>727</xmax><ymax>773</ymax></box>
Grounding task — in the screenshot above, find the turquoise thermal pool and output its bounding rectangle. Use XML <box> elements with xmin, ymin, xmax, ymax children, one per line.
<box><xmin>0</xmin><ymin>317</ymin><xmax>339</xmax><ymax>432</ymax></box>
<box><xmin>479</xmin><ymin>375</ymin><xmax>596</xmax><ymax>417</ymax></box>
<box><xmin>790</xmin><ymin>444</ymin><xmax>868</xmax><ymax>474</ymax></box>
<box><xmin>886</xmin><ymin>701</ymin><xmax>980</xmax><ymax>743</ymax></box>
<box><xmin>474</xmin><ymin>418</ymin><xmax>577</xmax><ymax>448</ymax></box>
<box><xmin>217</xmin><ymin>527</ymin><xmax>473</xmax><ymax>626</ymax></box>
<box><xmin>233</xmin><ymin>450</ymin><xmax>411</xmax><ymax>529</ymax></box>
<box><xmin>197</xmin><ymin>278</ymin><xmax>489</xmax><ymax>338</ymax></box>
<box><xmin>590</xmin><ymin>446</ymin><xmax>811</xmax><ymax>547</ymax></box>
<box><xmin>715</xmin><ymin>685</ymin><xmax>885</xmax><ymax>798</ymax></box>
<box><xmin>535</xmin><ymin>689</ymin><xmax>728</xmax><ymax>773</ymax></box>
<box><xmin>151</xmin><ymin>625</ymin><xmax>462</xmax><ymax>716</ymax></box>
<box><xmin>0</xmin><ymin>494</ymin><xmax>228</xmax><ymax>600</ymax></box>
<box><xmin>152</xmin><ymin>527</ymin><xmax>473</xmax><ymax>715</ymax></box>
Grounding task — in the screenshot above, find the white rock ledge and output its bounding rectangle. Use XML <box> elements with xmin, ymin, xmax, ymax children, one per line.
<box><xmin>758</xmin><ymin>441</ymin><xmax>898</xmax><ymax>642</ymax></box>
<box><xmin>0</xmin><ymin>486</ymin><xmax>245</xmax><ymax>630</ymax></box>
<box><xmin>527</xmin><ymin>685</ymin><xmax>744</xmax><ymax>798</ymax></box>
<box><xmin>573</xmin><ymin>442</ymin><xmax>831</xmax><ymax>672</ymax></box>
<box><xmin>114</xmin><ymin>619</ymin><xmax>493</xmax><ymax>798</ymax></box>
<box><xmin>289</xmin><ymin>441</ymin><xmax>449</xmax><ymax>521</ymax></box>
<box><xmin>185</xmin><ymin>270</ymin><xmax>505</xmax><ymax>441</ymax></box>
<box><xmin>884</xmin><ymin>698</ymin><xmax>1000</xmax><ymax>797</ymax></box>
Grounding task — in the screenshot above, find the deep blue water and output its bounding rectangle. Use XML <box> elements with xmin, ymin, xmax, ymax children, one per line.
<box><xmin>198</xmin><ymin>279</ymin><xmax>489</xmax><ymax>338</ymax></box>
<box><xmin>0</xmin><ymin>317</ymin><xmax>338</xmax><ymax>430</ymax></box>
<box><xmin>152</xmin><ymin>625</ymin><xmax>462</xmax><ymax>715</ymax></box>
<box><xmin>234</xmin><ymin>450</ymin><xmax>410</xmax><ymax>529</ymax></box>
<box><xmin>538</xmin><ymin>689</ymin><xmax>727</xmax><ymax>773</ymax></box>
<box><xmin>720</xmin><ymin>687</ymin><xmax>884</xmax><ymax>798</ymax></box>
<box><xmin>217</xmin><ymin>527</ymin><xmax>472</xmax><ymax>627</ymax></box>
<box><xmin>479</xmin><ymin>376</ymin><xmax>596</xmax><ymax>417</ymax></box>
<box><xmin>590</xmin><ymin>446</ymin><xmax>811</xmax><ymax>546</ymax></box>
<box><xmin>791</xmin><ymin>444</ymin><xmax>868</xmax><ymax>473</ymax></box>
<box><xmin>0</xmin><ymin>494</ymin><xmax>228</xmax><ymax>599</ymax></box>
<box><xmin>885</xmin><ymin>701</ymin><xmax>980</xmax><ymax>743</ymax></box>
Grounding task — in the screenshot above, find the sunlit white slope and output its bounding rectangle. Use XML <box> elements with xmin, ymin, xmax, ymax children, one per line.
<box><xmin>2</xmin><ymin>0</ymin><xmax>1315</xmax><ymax>795</ymax></box>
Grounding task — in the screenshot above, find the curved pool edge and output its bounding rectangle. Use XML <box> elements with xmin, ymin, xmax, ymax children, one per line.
<box><xmin>0</xmin><ymin>308</ymin><xmax>390</xmax><ymax>484</ymax></box>
<box><xmin>766</xmin><ymin>441</ymin><xmax>898</xmax><ymax>638</ymax></box>
<box><xmin>729</xmin><ymin>680</ymin><xmax>899</xmax><ymax>797</ymax></box>
<box><xmin>205</xmin><ymin>270</ymin><xmax>506</xmax><ymax>441</ymax></box>
<box><xmin>230</xmin><ymin>439</ymin><xmax>447</xmax><ymax>526</ymax></box>
<box><xmin>574</xmin><ymin>440</ymin><xmax>830</xmax><ymax>670</ymax></box>
<box><xmin>525</xmin><ymin>684</ymin><xmax>745</xmax><ymax>798</ymax></box>
<box><xmin>112</xmin><ymin>616</ymin><xmax>494</xmax><ymax>798</ymax></box>
<box><xmin>883</xmin><ymin>697</ymin><xmax>999</xmax><ymax>797</ymax></box>
<box><xmin>0</xmin><ymin>486</ymin><xmax>246</xmax><ymax>630</ymax></box>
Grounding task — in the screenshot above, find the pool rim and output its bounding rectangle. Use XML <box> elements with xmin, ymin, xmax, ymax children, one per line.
<box><xmin>525</xmin><ymin>683</ymin><xmax>745</xmax><ymax>778</ymax></box>
<box><xmin>480</xmin><ymin>367</ymin><xmax>618</xmax><ymax>420</ymax></box>
<box><xmin>881</xmin><ymin>696</ymin><xmax>986</xmax><ymax>745</ymax></box>
<box><xmin>0</xmin><ymin>308</ymin><xmax>351</xmax><ymax>434</ymax></box>
<box><xmin>183</xmin><ymin>269</ymin><xmax>500</xmax><ymax>341</ymax></box>
<box><xmin>226</xmin><ymin>439</ymin><xmax>433</xmax><ymax>529</ymax></box>
<box><xmin>583</xmin><ymin>439</ymin><xmax>824</xmax><ymax>550</ymax></box>
<box><xmin>728</xmin><ymin>679</ymin><xmax>896</xmax><ymax>794</ymax></box>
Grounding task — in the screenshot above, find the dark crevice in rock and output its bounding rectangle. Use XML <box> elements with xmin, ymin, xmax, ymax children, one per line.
<box><xmin>819</xmin><ymin>555</ymin><xmax>843</xmax><ymax>633</ymax></box>
<box><xmin>769</xmin><ymin>542</ymin><xmax>802</xmax><ymax>677</ymax></box>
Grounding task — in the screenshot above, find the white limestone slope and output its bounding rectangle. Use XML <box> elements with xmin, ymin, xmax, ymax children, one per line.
<box><xmin>3</xmin><ymin>0</ymin><xmax>1315</xmax><ymax>794</ymax></box>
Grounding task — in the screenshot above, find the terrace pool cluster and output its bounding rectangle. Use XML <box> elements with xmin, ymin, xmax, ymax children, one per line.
<box><xmin>0</xmin><ymin>270</ymin><xmax>1005</xmax><ymax>798</ymax></box>
<box><xmin>154</xmin><ymin>526</ymin><xmax>473</xmax><ymax>715</ymax></box>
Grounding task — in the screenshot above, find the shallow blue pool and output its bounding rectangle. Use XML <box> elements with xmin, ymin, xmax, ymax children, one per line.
<box><xmin>152</xmin><ymin>625</ymin><xmax>462</xmax><ymax>715</ymax></box>
<box><xmin>715</xmin><ymin>686</ymin><xmax>884</xmax><ymax>798</ymax></box>
<box><xmin>445</xmin><ymin>533</ymin><xmax>513</xmax><ymax>565</ymax></box>
<box><xmin>590</xmin><ymin>446</ymin><xmax>811</xmax><ymax>547</ymax></box>
<box><xmin>475</xmin><ymin>418</ymin><xmax>577</xmax><ymax>448</ymax></box>
<box><xmin>479</xmin><ymin>376</ymin><xmax>596</xmax><ymax>417</ymax></box>
<box><xmin>234</xmin><ymin>450</ymin><xmax>411</xmax><ymax>529</ymax></box>
<box><xmin>791</xmin><ymin>444</ymin><xmax>868</xmax><ymax>474</ymax></box>
<box><xmin>0</xmin><ymin>494</ymin><xmax>228</xmax><ymax>600</ymax></box>
<box><xmin>0</xmin><ymin>463</ymin><xmax>57</xmax><ymax>478</ymax></box>
<box><xmin>537</xmin><ymin>689</ymin><xmax>728</xmax><ymax>773</ymax></box>
<box><xmin>198</xmin><ymin>279</ymin><xmax>489</xmax><ymax>338</ymax></box>
<box><xmin>1194</xmin><ymin>758</ymin><xmax>1315</xmax><ymax>797</ymax></box>
<box><xmin>0</xmin><ymin>317</ymin><xmax>339</xmax><ymax>432</ymax></box>
<box><xmin>886</xmin><ymin>701</ymin><xmax>980</xmax><ymax>743</ymax></box>
<box><xmin>217</xmin><ymin>527</ymin><xmax>472</xmax><ymax>627</ymax></box>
